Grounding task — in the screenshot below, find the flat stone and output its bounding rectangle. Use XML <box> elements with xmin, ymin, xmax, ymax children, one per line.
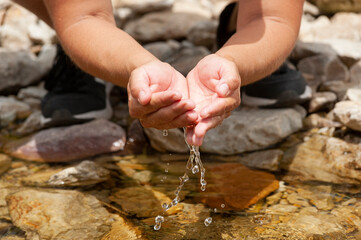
<box><xmin>200</xmin><ymin>163</ymin><xmax>279</xmax><ymax>210</ymax></box>
<box><xmin>15</xmin><ymin>111</ymin><xmax>42</xmax><ymax>136</ymax></box>
<box><xmin>0</xmin><ymin>154</ymin><xmax>11</xmax><ymax>175</ymax></box>
<box><xmin>112</xmin><ymin>0</ymin><xmax>173</xmax><ymax>13</ymax></box>
<box><xmin>4</xmin><ymin>119</ymin><xmax>126</xmax><ymax>162</ymax></box>
<box><xmin>281</xmin><ymin>134</ymin><xmax>361</xmax><ymax>184</ymax></box>
<box><xmin>125</xmin><ymin>11</ymin><xmax>206</xmax><ymax>42</ymax></box>
<box><xmin>109</xmin><ymin>186</ymin><xmax>182</xmax><ymax>218</ymax></box>
<box><xmin>308</xmin><ymin>91</ymin><xmax>337</xmax><ymax>113</ymax></box>
<box><xmin>201</xmin><ymin>107</ymin><xmax>303</xmax><ymax>155</ymax></box>
<box><xmin>238</xmin><ymin>149</ymin><xmax>283</xmax><ymax>171</ymax></box>
<box><xmin>6</xmin><ymin>189</ymin><xmax>112</xmax><ymax>240</ymax></box>
<box><xmin>21</xmin><ymin>160</ymin><xmax>110</xmax><ymax>187</ymax></box>
<box><xmin>0</xmin><ymin>46</ymin><xmax>56</xmax><ymax>93</ymax></box>
<box><xmin>333</xmin><ymin>101</ymin><xmax>361</xmax><ymax>131</ymax></box>
<box><xmin>266</xmin><ymin>204</ymin><xmax>298</xmax><ymax>215</ymax></box>
<box><xmin>287</xmin><ymin>193</ymin><xmax>310</xmax><ymax>207</ymax></box>
<box><xmin>17</xmin><ymin>86</ymin><xmax>47</xmax><ymax>100</ymax></box>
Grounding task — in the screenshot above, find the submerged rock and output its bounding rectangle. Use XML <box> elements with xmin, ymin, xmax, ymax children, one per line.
<box><xmin>200</xmin><ymin>163</ymin><xmax>279</xmax><ymax>210</ymax></box>
<box><xmin>21</xmin><ymin>160</ymin><xmax>110</xmax><ymax>187</ymax></box>
<box><xmin>4</xmin><ymin>119</ymin><xmax>126</xmax><ymax>162</ymax></box>
<box><xmin>109</xmin><ymin>186</ymin><xmax>182</xmax><ymax>218</ymax></box>
<box><xmin>101</xmin><ymin>215</ymin><xmax>142</xmax><ymax>240</ymax></box>
<box><xmin>239</xmin><ymin>149</ymin><xmax>283</xmax><ymax>172</ymax></box>
<box><xmin>6</xmin><ymin>189</ymin><xmax>112</xmax><ymax>240</ymax></box>
<box><xmin>0</xmin><ymin>154</ymin><xmax>11</xmax><ymax>175</ymax></box>
<box><xmin>144</xmin><ymin>128</ymin><xmax>188</xmax><ymax>153</ymax></box>
<box><xmin>281</xmin><ymin>134</ymin><xmax>361</xmax><ymax>184</ymax></box>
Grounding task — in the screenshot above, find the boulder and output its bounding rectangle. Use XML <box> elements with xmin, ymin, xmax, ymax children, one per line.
<box><xmin>281</xmin><ymin>134</ymin><xmax>361</xmax><ymax>184</ymax></box>
<box><xmin>4</xmin><ymin>119</ymin><xmax>126</xmax><ymax>162</ymax></box>
<box><xmin>6</xmin><ymin>189</ymin><xmax>112</xmax><ymax>240</ymax></box>
<box><xmin>125</xmin><ymin>11</ymin><xmax>206</xmax><ymax>42</ymax></box>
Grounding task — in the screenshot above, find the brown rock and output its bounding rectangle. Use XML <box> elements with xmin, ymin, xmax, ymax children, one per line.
<box><xmin>4</xmin><ymin>119</ymin><xmax>126</xmax><ymax>162</ymax></box>
<box><xmin>350</xmin><ymin>60</ymin><xmax>361</xmax><ymax>83</ymax></box>
<box><xmin>200</xmin><ymin>163</ymin><xmax>279</xmax><ymax>210</ymax></box>
<box><xmin>0</xmin><ymin>154</ymin><xmax>11</xmax><ymax>175</ymax></box>
<box><xmin>281</xmin><ymin>134</ymin><xmax>361</xmax><ymax>184</ymax></box>
<box><xmin>101</xmin><ymin>215</ymin><xmax>143</xmax><ymax>240</ymax></box>
<box><xmin>303</xmin><ymin>113</ymin><xmax>342</xmax><ymax>128</ymax></box>
<box><xmin>6</xmin><ymin>189</ymin><xmax>112</xmax><ymax>240</ymax></box>
<box><xmin>123</xmin><ymin>120</ymin><xmax>147</xmax><ymax>155</ymax></box>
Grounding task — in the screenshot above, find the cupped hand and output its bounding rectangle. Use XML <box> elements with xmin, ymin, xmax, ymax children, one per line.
<box><xmin>127</xmin><ymin>60</ymin><xmax>198</xmax><ymax>129</ymax></box>
<box><xmin>185</xmin><ymin>54</ymin><xmax>241</xmax><ymax>146</ymax></box>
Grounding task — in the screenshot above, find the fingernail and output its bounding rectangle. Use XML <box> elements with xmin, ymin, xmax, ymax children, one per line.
<box><xmin>188</xmin><ymin>111</ymin><xmax>198</xmax><ymax>121</ymax></box>
<box><xmin>218</xmin><ymin>84</ymin><xmax>229</xmax><ymax>96</ymax></box>
<box><xmin>138</xmin><ymin>91</ymin><xmax>146</xmax><ymax>103</ymax></box>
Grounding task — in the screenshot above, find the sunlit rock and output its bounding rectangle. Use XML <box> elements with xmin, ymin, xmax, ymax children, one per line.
<box><xmin>281</xmin><ymin>134</ymin><xmax>361</xmax><ymax>184</ymax></box>
<box><xmin>112</xmin><ymin>0</ymin><xmax>173</xmax><ymax>14</ymax></box>
<box><xmin>333</xmin><ymin>101</ymin><xmax>361</xmax><ymax>131</ymax></box>
<box><xmin>15</xmin><ymin>111</ymin><xmax>42</xmax><ymax>136</ymax></box>
<box><xmin>144</xmin><ymin>128</ymin><xmax>188</xmax><ymax>153</ymax></box>
<box><xmin>200</xmin><ymin>163</ymin><xmax>279</xmax><ymax>210</ymax></box>
<box><xmin>303</xmin><ymin>113</ymin><xmax>342</xmax><ymax>128</ymax></box>
<box><xmin>187</xmin><ymin>20</ymin><xmax>217</xmax><ymax>49</ymax></box>
<box><xmin>4</xmin><ymin>119</ymin><xmax>126</xmax><ymax>162</ymax></box>
<box><xmin>0</xmin><ymin>154</ymin><xmax>11</xmax><ymax>175</ymax></box>
<box><xmin>21</xmin><ymin>160</ymin><xmax>110</xmax><ymax>187</ymax></box>
<box><xmin>125</xmin><ymin>11</ymin><xmax>206</xmax><ymax>42</ymax></box>
<box><xmin>308</xmin><ymin>91</ymin><xmax>337</xmax><ymax>113</ymax></box>
<box><xmin>6</xmin><ymin>189</ymin><xmax>112</xmax><ymax>240</ymax></box>
<box><xmin>101</xmin><ymin>215</ymin><xmax>142</xmax><ymax>240</ymax></box>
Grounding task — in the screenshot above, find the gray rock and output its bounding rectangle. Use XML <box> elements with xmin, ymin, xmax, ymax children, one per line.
<box><xmin>4</xmin><ymin>119</ymin><xmax>126</xmax><ymax>162</ymax></box>
<box><xmin>308</xmin><ymin>91</ymin><xmax>337</xmax><ymax>113</ymax></box>
<box><xmin>290</xmin><ymin>41</ymin><xmax>337</xmax><ymax>62</ymax></box>
<box><xmin>239</xmin><ymin>149</ymin><xmax>283</xmax><ymax>171</ymax></box>
<box><xmin>0</xmin><ymin>154</ymin><xmax>11</xmax><ymax>175</ymax></box>
<box><xmin>166</xmin><ymin>44</ymin><xmax>210</xmax><ymax>76</ymax></box>
<box><xmin>281</xmin><ymin>134</ymin><xmax>361</xmax><ymax>184</ymax></box>
<box><xmin>350</xmin><ymin>60</ymin><xmax>361</xmax><ymax>83</ymax></box>
<box><xmin>0</xmin><ymin>46</ymin><xmax>56</xmax><ymax>93</ymax></box>
<box><xmin>297</xmin><ymin>54</ymin><xmax>349</xmax><ymax>92</ymax></box>
<box><xmin>6</xmin><ymin>189</ymin><xmax>112</xmax><ymax>240</ymax></box>
<box><xmin>187</xmin><ymin>20</ymin><xmax>217</xmax><ymax>49</ymax></box>
<box><xmin>125</xmin><ymin>11</ymin><xmax>206</xmax><ymax>42</ymax></box>
<box><xmin>319</xmin><ymin>80</ymin><xmax>358</xmax><ymax>100</ymax></box>
<box><xmin>333</xmin><ymin>101</ymin><xmax>361</xmax><ymax>131</ymax></box>
<box><xmin>143</xmin><ymin>40</ymin><xmax>179</xmax><ymax>61</ymax></box>
<box><xmin>0</xmin><ymin>97</ymin><xmax>31</xmax><ymax>126</ymax></box>
<box><xmin>17</xmin><ymin>86</ymin><xmax>47</xmax><ymax>100</ymax></box>
<box><xmin>15</xmin><ymin>111</ymin><xmax>42</xmax><ymax>136</ymax></box>
<box><xmin>144</xmin><ymin>128</ymin><xmax>188</xmax><ymax>153</ymax></box>
<box><xmin>112</xmin><ymin>0</ymin><xmax>173</xmax><ymax>14</ymax></box>
<box><xmin>201</xmin><ymin>107</ymin><xmax>304</xmax><ymax>155</ymax></box>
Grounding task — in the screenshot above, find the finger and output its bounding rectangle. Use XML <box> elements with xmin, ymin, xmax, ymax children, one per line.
<box><xmin>128</xmin><ymin>69</ymin><xmax>152</xmax><ymax>105</ymax></box>
<box><xmin>142</xmin><ymin>99</ymin><xmax>198</xmax><ymax>127</ymax></box>
<box><xmin>141</xmin><ymin>110</ymin><xmax>198</xmax><ymax>129</ymax></box>
<box><xmin>216</xmin><ymin>75</ymin><xmax>241</xmax><ymax>97</ymax></box>
<box><xmin>129</xmin><ymin>91</ymin><xmax>182</xmax><ymax>118</ymax></box>
<box><xmin>200</xmin><ymin>96</ymin><xmax>239</xmax><ymax>119</ymax></box>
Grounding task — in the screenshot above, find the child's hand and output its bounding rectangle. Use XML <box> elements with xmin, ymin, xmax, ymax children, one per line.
<box><xmin>127</xmin><ymin>61</ymin><xmax>198</xmax><ymax>129</ymax></box>
<box><xmin>186</xmin><ymin>54</ymin><xmax>241</xmax><ymax>146</ymax></box>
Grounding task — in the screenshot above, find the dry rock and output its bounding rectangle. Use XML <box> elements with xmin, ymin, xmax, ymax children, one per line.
<box><xmin>6</xmin><ymin>189</ymin><xmax>112</xmax><ymax>240</ymax></box>
<box><xmin>143</xmin><ymin>41</ymin><xmax>179</xmax><ymax>61</ymax></box>
<box><xmin>27</xmin><ymin>21</ymin><xmax>56</xmax><ymax>45</ymax></box>
<box><xmin>309</xmin><ymin>0</ymin><xmax>361</xmax><ymax>14</ymax></box>
<box><xmin>187</xmin><ymin>20</ymin><xmax>217</xmax><ymax>49</ymax></box>
<box><xmin>0</xmin><ymin>154</ymin><xmax>11</xmax><ymax>175</ymax></box>
<box><xmin>125</xmin><ymin>11</ymin><xmax>206</xmax><ymax>42</ymax></box>
<box><xmin>17</xmin><ymin>86</ymin><xmax>47</xmax><ymax>100</ymax></box>
<box><xmin>112</xmin><ymin>0</ymin><xmax>173</xmax><ymax>13</ymax></box>
<box><xmin>350</xmin><ymin>60</ymin><xmax>361</xmax><ymax>83</ymax></box>
<box><xmin>15</xmin><ymin>111</ymin><xmax>42</xmax><ymax>136</ymax></box>
<box><xmin>200</xmin><ymin>163</ymin><xmax>279</xmax><ymax>210</ymax></box>
<box><xmin>344</xmin><ymin>88</ymin><xmax>361</xmax><ymax>102</ymax></box>
<box><xmin>333</xmin><ymin>101</ymin><xmax>361</xmax><ymax>131</ymax></box>
<box><xmin>144</xmin><ymin>128</ymin><xmax>188</xmax><ymax>153</ymax></box>
<box><xmin>308</xmin><ymin>91</ymin><xmax>337</xmax><ymax>113</ymax></box>
<box><xmin>303</xmin><ymin>113</ymin><xmax>342</xmax><ymax>128</ymax></box>
<box><xmin>0</xmin><ymin>46</ymin><xmax>56</xmax><ymax>93</ymax></box>
<box><xmin>4</xmin><ymin>119</ymin><xmax>126</xmax><ymax>162</ymax></box>
<box><xmin>281</xmin><ymin>134</ymin><xmax>361</xmax><ymax>184</ymax></box>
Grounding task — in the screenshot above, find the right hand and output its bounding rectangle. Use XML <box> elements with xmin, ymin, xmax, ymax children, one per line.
<box><xmin>127</xmin><ymin>61</ymin><xmax>198</xmax><ymax>129</ymax></box>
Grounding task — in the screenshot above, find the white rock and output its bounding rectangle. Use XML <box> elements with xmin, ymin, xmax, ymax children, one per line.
<box><xmin>17</xmin><ymin>86</ymin><xmax>47</xmax><ymax>100</ymax></box>
<box><xmin>344</xmin><ymin>88</ymin><xmax>361</xmax><ymax>102</ymax></box>
<box><xmin>27</xmin><ymin>21</ymin><xmax>56</xmax><ymax>45</ymax></box>
<box><xmin>333</xmin><ymin>101</ymin><xmax>361</xmax><ymax>131</ymax></box>
<box><xmin>172</xmin><ymin>0</ymin><xmax>213</xmax><ymax>19</ymax></box>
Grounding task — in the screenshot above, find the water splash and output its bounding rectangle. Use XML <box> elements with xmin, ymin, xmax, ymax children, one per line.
<box><xmin>154</xmin><ymin>215</ymin><xmax>165</xmax><ymax>231</ymax></box>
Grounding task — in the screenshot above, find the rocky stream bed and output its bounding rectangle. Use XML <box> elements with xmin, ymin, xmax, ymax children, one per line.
<box><xmin>1</xmin><ymin>0</ymin><xmax>361</xmax><ymax>239</ymax></box>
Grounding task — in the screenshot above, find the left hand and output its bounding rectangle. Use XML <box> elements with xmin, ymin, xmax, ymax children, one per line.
<box><xmin>186</xmin><ymin>54</ymin><xmax>241</xmax><ymax>146</ymax></box>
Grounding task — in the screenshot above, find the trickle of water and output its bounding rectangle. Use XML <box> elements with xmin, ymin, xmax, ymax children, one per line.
<box><xmin>192</xmin><ymin>164</ymin><xmax>199</xmax><ymax>174</ymax></box>
<box><xmin>154</xmin><ymin>215</ymin><xmax>165</xmax><ymax>231</ymax></box>
<box><xmin>162</xmin><ymin>130</ymin><xmax>168</xmax><ymax>136</ymax></box>
<box><xmin>204</xmin><ymin>217</ymin><xmax>212</xmax><ymax>226</ymax></box>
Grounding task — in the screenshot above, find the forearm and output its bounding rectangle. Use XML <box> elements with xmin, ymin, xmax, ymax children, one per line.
<box><xmin>57</xmin><ymin>18</ymin><xmax>157</xmax><ymax>87</ymax></box>
<box><xmin>216</xmin><ymin>17</ymin><xmax>300</xmax><ymax>86</ymax></box>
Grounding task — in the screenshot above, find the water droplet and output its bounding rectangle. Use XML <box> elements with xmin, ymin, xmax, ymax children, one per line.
<box><xmin>192</xmin><ymin>165</ymin><xmax>199</xmax><ymax>174</ymax></box>
<box><xmin>172</xmin><ymin>198</ymin><xmax>179</xmax><ymax>206</ymax></box>
<box><xmin>154</xmin><ymin>224</ymin><xmax>161</xmax><ymax>231</ymax></box>
<box><xmin>221</xmin><ymin>204</ymin><xmax>225</xmax><ymax>208</ymax></box>
<box><xmin>201</xmin><ymin>179</ymin><xmax>207</xmax><ymax>185</ymax></box>
<box><xmin>201</xmin><ymin>185</ymin><xmax>206</xmax><ymax>191</ymax></box>
<box><xmin>183</xmin><ymin>174</ymin><xmax>189</xmax><ymax>182</ymax></box>
<box><xmin>155</xmin><ymin>215</ymin><xmax>164</xmax><ymax>223</ymax></box>
<box><xmin>165</xmin><ymin>169</ymin><xmax>168</xmax><ymax>173</ymax></box>
<box><xmin>204</xmin><ymin>217</ymin><xmax>212</xmax><ymax>226</ymax></box>
<box><xmin>214</xmin><ymin>208</ymin><xmax>217</xmax><ymax>213</ymax></box>
<box><xmin>162</xmin><ymin>130</ymin><xmax>168</xmax><ymax>136</ymax></box>
<box><xmin>162</xmin><ymin>203</ymin><xmax>169</xmax><ymax>209</ymax></box>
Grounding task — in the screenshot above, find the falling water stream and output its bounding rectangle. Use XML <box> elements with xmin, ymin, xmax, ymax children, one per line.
<box><xmin>154</xmin><ymin>128</ymin><xmax>211</xmax><ymax>231</ymax></box>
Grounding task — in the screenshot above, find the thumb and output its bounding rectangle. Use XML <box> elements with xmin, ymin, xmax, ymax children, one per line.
<box><xmin>128</xmin><ymin>68</ymin><xmax>152</xmax><ymax>105</ymax></box>
<box><xmin>216</xmin><ymin>75</ymin><xmax>241</xmax><ymax>98</ymax></box>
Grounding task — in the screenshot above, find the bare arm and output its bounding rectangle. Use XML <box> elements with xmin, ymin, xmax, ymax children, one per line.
<box><xmin>216</xmin><ymin>0</ymin><xmax>304</xmax><ymax>86</ymax></box>
<box><xmin>43</xmin><ymin>0</ymin><xmax>157</xmax><ymax>87</ymax></box>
